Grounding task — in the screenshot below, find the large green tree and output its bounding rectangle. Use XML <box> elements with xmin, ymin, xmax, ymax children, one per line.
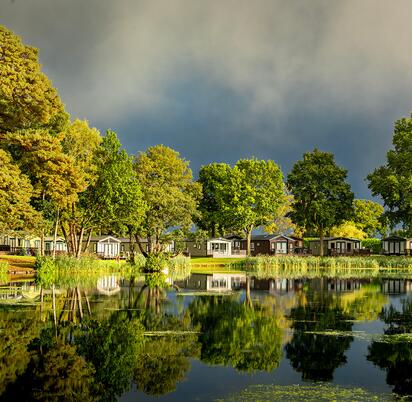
<box><xmin>197</xmin><ymin>163</ymin><xmax>232</xmax><ymax>237</ymax></box>
<box><xmin>367</xmin><ymin>114</ymin><xmax>412</xmax><ymax>234</ymax></box>
<box><xmin>0</xmin><ymin>25</ymin><xmax>67</xmax><ymax>134</ymax></box>
<box><xmin>62</xmin><ymin>130</ymin><xmax>145</xmax><ymax>257</ymax></box>
<box><xmin>223</xmin><ymin>159</ymin><xmax>285</xmax><ymax>255</ymax></box>
<box><xmin>134</xmin><ymin>145</ymin><xmax>201</xmax><ymax>257</ymax></box>
<box><xmin>3</xmin><ymin>129</ymin><xmax>85</xmax><ymax>254</ymax></box>
<box><xmin>287</xmin><ymin>149</ymin><xmax>354</xmax><ymax>256</ymax></box>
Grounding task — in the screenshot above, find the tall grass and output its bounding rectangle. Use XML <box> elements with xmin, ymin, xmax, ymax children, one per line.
<box><xmin>229</xmin><ymin>255</ymin><xmax>412</xmax><ymax>279</ymax></box>
<box><xmin>0</xmin><ymin>260</ymin><xmax>8</xmax><ymax>273</ymax></box>
<box><xmin>168</xmin><ymin>255</ymin><xmax>191</xmax><ymax>280</ymax></box>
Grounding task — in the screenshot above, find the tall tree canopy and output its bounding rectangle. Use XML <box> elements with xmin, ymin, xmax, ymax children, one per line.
<box><xmin>222</xmin><ymin>159</ymin><xmax>285</xmax><ymax>255</ymax></box>
<box><xmin>62</xmin><ymin>130</ymin><xmax>145</xmax><ymax>257</ymax></box>
<box><xmin>134</xmin><ymin>145</ymin><xmax>201</xmax><ymax>256</ymax></box>
<box><xmin>352</xmin><ymin>199</ymin><xmax>386</xmax><ymax>237</ymax></box>
<box><xmin>0</xmin><ymin>149</ymin><xmax>41</xmax><ymax>233</ymax></box>
<box><xmin>367</xmin><ymin>114</ymin><xmax>412</xmax><ymax>234</ymax></box>
<box><xmin>197</xmin><ymin>163</ymin><xmax>232</xmax><ymax>237</ymax></box>
<box><xmin>287</xmin><ymin>149</ymin><xmax>354</xmax><ymax>256</ymax></box>
<box><xmin>0</xmin><ymin>25</ymin><xmax>67</xmax><ymax>133</ymax></box>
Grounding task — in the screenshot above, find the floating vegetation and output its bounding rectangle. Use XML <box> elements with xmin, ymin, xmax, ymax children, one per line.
<box><xmin>143</xmin><ymin>330</ymin><xmax>201</xmax><ymax>336</ymax></box>
<box><xmin>304</xmin><ymin>330</ymin><xmax>412</xmax><ymax>344</ymax></box>
<box><xmin>217</xmin><ymin>383</ymin><xmax>391</xmax><ymax>401</ymax></box>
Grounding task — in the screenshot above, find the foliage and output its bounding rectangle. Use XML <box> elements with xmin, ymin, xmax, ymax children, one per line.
<box><xmin>0</xmin><ymin>25</ymin><xmax>67</xmax><ymax>133</ymax></box>
<box><xmin>264</xmin><ymin>193</ymin><xmax>297</xmax><ymax>235</ymax></box>
<box><xmin>197</xmin><ymin>163</ymin><xmax>233</xmax><ymax>237</ymax></box>
<box><xmin>144</xmin><ymin>272</ymin><xmax>167</xmax><ymax>289</ymax></box>
<box><xmin>225</xmin><ymin>159</ymin><xmax>286</xmax><ymax>255</ymax></box>
<box><xmin>8</xmin><ymin>342</ymin><xmax>96</xmax><ymax>401</ymax></box>
<box><xmin>62</xmin><ymin>130</ymin><xmax>145</xmax><ymax>257</ymax></box>
<box><xmin>287</xmin><ymin>149</ymin><xmax>354</xmax><ymax>255</ymax></box>
<box><xmin>353</xmin><ymin>199</ymin><xmax>387</xmax><ymax>237</ymax></box>
<box><xmin>0</xmin><ymin>309</ymin><xmax>42</xmax><ymax>395</ymax></box>
<box><xmin>134</xmin><ymin>333</ymin><xmax>200</xmax><ymax>395</ymax></box>
<box><xmin>286</xmin><ymin>292</ymin><xmax>354</xmax><ymax>381</ymax></box>
<box><xmin>134</xmin><ymin>145</ymin><xmax>201</xmax><ymax>254</ymax></box>
<box><xmin>368</xmin><ymin>114</ymin><xmax>412</xmax><ymax>234</ymax></box>
<box><xmin>189</xmin><ymin>296</ymin><xmax>283</xmax><ymax>372</ymax></box>
<box><xmin>0</xmin><ymin>149</ymin><xmax>41</xmax><ymax>232</ymax></box>
<box><xmin>330</xmin><ymin>220</ymin><xmax>367</xmax><ymax>239</ymax></box>
<box><xmin>361</xmin><ymin>238</ymin><xmax>382</xmax><ymax>254</ymax></box>
<box><xmin>77</xmin><ymin>313</ymin><xmax>145</xmax><ymax>401</ymax></box>
<box><xmin>144</xmin><ymin>253</ymin><xmax>168</xmax><ymax>273</ymax></box>
<box><xmin>61</xmin><ymin>119</ymin><xmax>101</xmax><ymax>184</ymax></box>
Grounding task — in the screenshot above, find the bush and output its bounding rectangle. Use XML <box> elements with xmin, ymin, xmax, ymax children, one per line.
<box><xmin>361</xmin><ymin>238</ymin><xmax>382</xmax><ymax>254</ymax></box>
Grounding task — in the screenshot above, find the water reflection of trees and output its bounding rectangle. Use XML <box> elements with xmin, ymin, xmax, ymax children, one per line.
<box><xmin>367</xmin><ymin>297</ymin><xmax>412</xmax><ymax>397</ymax></box>
<box><xmin>0</xmin><ymin>276</ymin><xmax>202</xmax><ymax>401</ymax></box>
<box><xmin>285</xmin><ymin>291</ymin><xmax>354</xmax><ymax>381</ymax></box>
<box><xmin>189</xmin><ymin>293</ymin><xmax>283</xmax><ymax>372</ymax></box>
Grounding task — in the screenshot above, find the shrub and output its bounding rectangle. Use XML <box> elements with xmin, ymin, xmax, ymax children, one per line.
<box><xmin>361</xmin><ymin>238</ymin><xmax>382</xmax><ymax>254</ymax></box>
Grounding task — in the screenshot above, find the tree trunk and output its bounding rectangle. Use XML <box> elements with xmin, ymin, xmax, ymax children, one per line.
<box><xmin>128</xmin><ymin>231</ymin><xmax>135</xmax><ymax>264</ymax></box>
<box><xmin>246</xmin><ymin>226</ymin><xmax>253</xmax><ymax>256</ymax></box>
<box><xmin>82</xmin><ymin>229</ymin><xmax>92</xmax><ymax>254</ymax></box>
<box><xmin>319</xmin><ymin>226</ymin><xmax>324</xmax><ymax>257</ymax></box>
<box><xmin>61</xmin><ymin>224</ymin><xmax>71</xmax><ymax>255</ymax></box>
<box><xmin>75</xmin><ymin>227</ymin><xmax>84</xmax><ymax>258</ymax></box>
<box><xmin>136</xmin><ymin>235</ymin><xmax>148</xmax><ymax>258</ymax></box>
<box><xmin>69</xmin><ymin>224</ymin><xmax>77</xmax><ymax>257</ymax></box>
<box><xmin>52</xmin><ymin>208</ymin><xmax>59</xmax><ymax>260</ymax></box>
<box><xmin>40</xmin><ymin>229</ymin><xmax>45</xmax><ymax>257</ymax></box>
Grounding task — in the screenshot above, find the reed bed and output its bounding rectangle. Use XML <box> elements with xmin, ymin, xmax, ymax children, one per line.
<box><xmin>168</xmin><ymin>255</ymin><xmax>191</xmax><ymax>280</ymax></box>
<box><xmin>229</xmin><ymin>255</ymin><xmax>412</xmax><ymax>279</ymax></box>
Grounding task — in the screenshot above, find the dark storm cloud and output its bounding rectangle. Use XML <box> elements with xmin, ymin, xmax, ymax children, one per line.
<box><xmin>2</xmin><ymin>0</ymin><xmax>412</xmax><ymax>197</ymax></box>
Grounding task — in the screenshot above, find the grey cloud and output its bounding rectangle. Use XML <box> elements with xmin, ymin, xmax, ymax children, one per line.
<box><xmin>1</xmin><ymin>0</ymin><xmax>412</xmax><ymax>197</ymax></box>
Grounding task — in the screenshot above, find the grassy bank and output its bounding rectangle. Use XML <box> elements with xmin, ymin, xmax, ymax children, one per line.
<box><xmin>0</xmin><ymin>255</ymin><xmax>35</xmax><ymax>272</ymax></box>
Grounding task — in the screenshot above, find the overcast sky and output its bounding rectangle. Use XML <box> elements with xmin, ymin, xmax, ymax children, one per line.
<box><xmin>2</xmin><ymin>0</ymin><xmax>412</xmax><ymax>198</ymax></box>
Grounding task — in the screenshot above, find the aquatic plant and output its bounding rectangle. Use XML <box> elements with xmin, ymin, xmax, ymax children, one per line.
<box><xmin>229</xmin><ymin>255</ymin><xmax>412</xmax><ymax>279</ymax></box>
<box><xmin>218</xmin><ymin>383</ymin><xmax>390</xmax><ymax>401</ymax></box>
<box><xmin>168</xmin><ymin>255</ymin><xmax>191</xmax><ymax>281</ymax></box>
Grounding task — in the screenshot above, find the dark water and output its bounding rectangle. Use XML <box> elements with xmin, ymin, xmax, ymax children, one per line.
<box><xmin>1</xmin><ymin>273</ymin><xmax>412</xmax><ymax>401</ymax></box>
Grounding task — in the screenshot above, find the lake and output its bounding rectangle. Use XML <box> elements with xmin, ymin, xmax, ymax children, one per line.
<box><xmin>1</xmin><ymin>271</ymin><xmax>411</xmax><ymax>401</ymax></box>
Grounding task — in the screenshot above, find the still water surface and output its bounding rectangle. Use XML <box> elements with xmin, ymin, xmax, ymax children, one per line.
<box><xmin>1</xmin><ymin>272</ymin><xmax>412</xmax><ymax>401</ymax></box>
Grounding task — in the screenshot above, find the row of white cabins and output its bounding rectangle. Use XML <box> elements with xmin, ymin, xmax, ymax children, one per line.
<box><xmin>0</xmin><ymin>233</ymin><xmax>411</xmax><ymax>258</ymax></box>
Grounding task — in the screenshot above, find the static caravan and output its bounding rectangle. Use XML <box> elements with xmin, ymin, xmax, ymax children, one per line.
<box><xmin>308</xmin><ymin>237</ymin><xmax>362</xmax><ymax>256</ymax></box>
<box><xmin>185</xmin><ymin>238</ymin><xmax>233</xmax><ymax>257</ymax></box>
<box><xmin>382</xmin><ymin>236</ymin><xmax>412</xmax><ymax>256</ymax></box>
<box><xmin>240</xmin><ymin>234</ymin><xmax>303</xmax><ymax>256</ymax></box>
